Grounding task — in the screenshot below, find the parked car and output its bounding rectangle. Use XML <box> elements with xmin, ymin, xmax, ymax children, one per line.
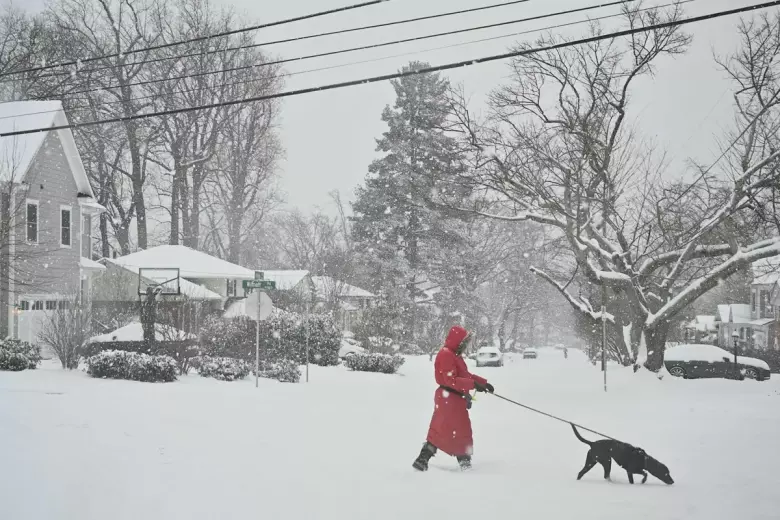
<box><xmin>339</xmin><ymin>337</ymin><xmax>366</xmax><ymax>359</ymax></box>
<box><xmin>522</xmin><ymin>347</ymin><xmax>538</xmax><ymax>360</ymax></box>
<box><xmin>475</xmin><ymin>346</ymin><xmax>504</xmax><ymax>367</ymax></box>
<box><xmin>664</xmin><ymin>344</ymin><xmax>771</xmax><ymax>381</ymax></box>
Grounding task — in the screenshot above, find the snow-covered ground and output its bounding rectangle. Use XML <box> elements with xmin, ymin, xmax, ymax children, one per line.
<box><xmin>1</xmin><ymin>348</ymin><xmax>778</xmax><ymax>520</ymax></box>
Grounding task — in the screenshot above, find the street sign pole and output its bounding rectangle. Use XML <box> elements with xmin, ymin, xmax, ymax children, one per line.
<box><xmin>255</xmin><ymin>291</ymin><xmax>262</xmax><ymax>388</ymax></box>
<box><xmin>305</xmin><ymin>301</ymin><xmax>310</xmax><ymax>383</ymax></box>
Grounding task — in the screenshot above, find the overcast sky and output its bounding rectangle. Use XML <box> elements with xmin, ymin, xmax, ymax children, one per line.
<box><xmin>19</xmin><ymin>0</ymin><xmax>757</xmax><ymax>214</ymax></box>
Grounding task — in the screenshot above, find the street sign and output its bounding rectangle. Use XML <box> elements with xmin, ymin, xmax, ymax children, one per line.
<box><xmin>243</xmin><ymin>279</ymin><xmax>276</xmax><ymax>290</ymax></box>
<box><xmin>245</xmin><ymin>290</ymin><xmax>274</xmax><ymax>321</ymax></box>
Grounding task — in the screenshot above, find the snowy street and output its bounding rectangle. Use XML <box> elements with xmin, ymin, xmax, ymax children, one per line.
<box><xmin>1</xmin><ymin>349</ymin><xmax>777</xmax><ymax>520</ymax></box>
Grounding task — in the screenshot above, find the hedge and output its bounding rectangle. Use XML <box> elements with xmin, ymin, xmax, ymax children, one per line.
<box><xmin>85</xmin><ymin>350</ymin><xmax>178</xmax><ymax>382</ymax></box>
<box><xmin>0</xmin><ymin>339</ymin><xmax>41</xmax><ymax>371</ymax></box>
<box><xmin>344</xmin><ymin>353</ymin><xmax>405</xmax><ymax>374</ymax></box>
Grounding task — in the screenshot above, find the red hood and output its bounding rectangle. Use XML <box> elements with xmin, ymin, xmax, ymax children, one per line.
<box><xmin>444</xmin><ymin>325</ymin><xmax>470</xmax><ymax>352</ymax></box>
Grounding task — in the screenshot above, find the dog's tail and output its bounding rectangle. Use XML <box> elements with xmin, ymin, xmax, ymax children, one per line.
<box><xmin>571</xmin><ymin>423</ymin><xmax>592</xmax><ymax>446</ymax></box>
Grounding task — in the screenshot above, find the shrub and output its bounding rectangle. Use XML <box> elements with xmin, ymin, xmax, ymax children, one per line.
<box><xmin>255</xmin><ymin>359</ymin><xmax>302</xmax><ymax>383</ymax></box>
<box><xmin>344</xmin><ymin>352</ymin><xmax>405</xmax><ymax>374</ymax></box>
<box><xmin>82</xmin><ymin>338</ymin><xmax>200</xmax><ymax>375</ymax></box>
<box><xmin>0</xmin><ymin>339</ymin><xmax>41</xmax><ymax>371</ymax></box>
<box><xmin>192</xmin><ymin>356</ymin><xmax>251</xmax><ymax>381</ymax></box>
<box><xmin>200</xmin><ymin>310</ymin><xmax>341</xmax><ymax>367</ymax></box>
<box><xmin>85</xmin><ymin>350</ymin><xmax>178</xmax><ymax>382</ymax></box>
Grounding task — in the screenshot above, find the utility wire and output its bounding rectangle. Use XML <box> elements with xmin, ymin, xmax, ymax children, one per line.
<box><xmin>36</xmin><ymin>0</ymin><xmax>636</xmax><ymax>97</ymax></box>
<box><xmin>54</xmin><ymin>1</ymin><xmax>688</xmax><ymax>111</ymax></box>
<box><xmin>28</xmin><ymin>0</ymin><xmax>632</xmax><ymax>89</ymax></box>
<box><xmin>7</xmin><ymin>0</ymin><xmax>532</xmax><ymax>81</ymax></box>
<box><xmin>0</xmin><ymin>0</ymin><xmax>392</xmax><ymax>78</ymax></box>
<box><xmin>3</xmin><ymin>0</ymin><xmax>778</xmax><ymax>139</ymax></box>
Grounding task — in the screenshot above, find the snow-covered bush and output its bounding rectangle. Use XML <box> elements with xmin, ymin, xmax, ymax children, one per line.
<box><xmin>85</xmin><ymin>350</ymin><xmax>178</xmax><ymax>382</ymax></box>
<box><xmin>82</xmin><ymin>340</ymin><xmax>199</xmax><ymax>375</ymax></box>
<box><xmin>0</xmin><ymin>339</ymin><xmax>41</xmax><ymax>371</ymax></box>
<box><xmin>200</xmin><ymin>310</ymin><xmax>341</xmax><ymax>367</ymax></box>
<box><xmin>192</xmin><ymin>356</ymin><xmax>250</xmax><ymax>381</ymax></box>
<box><xmin>344</xmin><ymin>352</ymin><xmax>405</xmax><ymax>374</ymax></box>
<box><xmin>255</xmin><ymin>359</ymin><xmax>302</xmax><ymax>383</ymax></box>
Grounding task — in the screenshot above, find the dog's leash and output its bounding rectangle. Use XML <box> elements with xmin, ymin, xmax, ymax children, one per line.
<box><xmin>491</xmin><ymin>393</ymin><xmax>619</xmax><ymax>442</ymax></box>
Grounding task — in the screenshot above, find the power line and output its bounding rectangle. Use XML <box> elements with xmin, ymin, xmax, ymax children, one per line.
<box><xmin>3</xmin><ymin>0</ymin><xmax>778</xmax><ymax>139</ymax></box>
<box><xmin>0</xmin><ymin>0</ymin><xmax>392</xmax><ymax>78</ymax></box>
<box><xmin>11</xmin><ymin>0</ymin><xmax>532</xmax><ymax>82</ymax></box>
<box><xmin>38</xmin><ymin>0</ymin><xmax>635</xmax><ymax>97</ymax></box>
<box><xmin>56</xmin><ymin>1</ymin><xmax>688</xmax><ymax>111</ymax></box>
<box><xmin>1</xmin><ymin>1</ymin><xmax>681</xmax><ymax>121</ymax></box>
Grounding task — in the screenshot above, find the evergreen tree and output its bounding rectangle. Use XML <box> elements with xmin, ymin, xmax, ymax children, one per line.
<box><xmin>351</xmin><ymin>62</ymin><xmax>465</xmax><ymax>341</ymax></box>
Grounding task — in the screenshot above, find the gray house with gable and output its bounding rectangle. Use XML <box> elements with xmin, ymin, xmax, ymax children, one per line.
<box><xmin>0</xmin><ymin>100</ymin><xmax>105</xmax><ymax>344</ymax></box>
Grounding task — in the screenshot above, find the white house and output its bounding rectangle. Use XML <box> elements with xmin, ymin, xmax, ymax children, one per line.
<box><xmin>92</xmin><ymin>245</ymin><xmax>254</xmax><ymax>310</ymax></box>
<box><xmin>0</xmin><ymin>100</ymin><xmax>105</xmax><ymax>345</ymax></box>
<box><xmin>311</xmin><ymin>275</ymin><xmax>377</xmax><ymax>331</ymax></box>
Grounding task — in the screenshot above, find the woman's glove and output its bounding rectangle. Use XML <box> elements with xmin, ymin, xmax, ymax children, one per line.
<box><xmin>474</xmin><ymin>381</ymin><xmax>494</xmax><ymax>393</ymax></box>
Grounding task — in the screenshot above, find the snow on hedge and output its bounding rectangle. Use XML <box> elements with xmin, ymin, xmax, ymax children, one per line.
<box><xmin>0</xmin><ymin>339</ymin><xmax>41</xmax><ymax>371</ymax></box>
<box><xmin>192</xmin><ymin>356</ymin><xmax>250</xmax><ymax>382</ymax></box>
<box><xmin>344</xmin><ymin>353</ymin><xmax>404</xmax><ymax>374</ymax></box>
<box><xmin>85</xmin><ymin>350</ymin><xmax>178</xmax><ymax>382</ymax></box>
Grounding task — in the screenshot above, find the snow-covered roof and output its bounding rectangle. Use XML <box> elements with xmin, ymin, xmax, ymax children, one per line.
<box><xmin>101</xmin><ymin>258</ymin><xmax>223</xmax><ymax>301</ymax></box>
<box><xmin>0</xmin><ymin>101</ymin><xmax>93</xmax><ymax>196</ymax></box>
<box><xmin>112</xmin><ymin>245</ymin><xmax>255</xmax><ymax>280</ymax></box>
<box><xmin>257</xmin><ymin>270</ymin><xmax>310</xmax><ymax>290</ymax></box>
<box><xmin>749</xmin><ymin>318</ymin><xmax>775</xmax><ymax>327</ymax></box>
<box><xmin>687</xmin><ymin>315</ymin><xmax>717</xmax><ymax>331</ymax></box>
<box><xmin>89</xmin><ymin>322</ymin><xmax>196</xmax><ymax>343</ymax></box>
<box><xmin>311</xmin><ymin>276</ymin><xmax>376</xmax><ymax>299</ymax></box>
<box><xmin>80</xmin><ymin>257</ymin><xmax>106</xmax><ymax>271</ymax></box>
<box><xmin>717</xmin><ymin>304</ymin><xmax>752</xmax><ymax>324</ymax></box>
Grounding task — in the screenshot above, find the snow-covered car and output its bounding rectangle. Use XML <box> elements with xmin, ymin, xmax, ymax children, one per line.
<box><xmin>664</xmin><ymin>344</ymin><xmax>771</xmax><ymax>381</ymax></box>
<box><xmin>338</xmin><ymin>338</ymin><xmax>365</xmax><ymax>359</ymax></box>
<box><xmin>522</xmin><ymin>347</ymin><xmax>538</xmax><ymax>359</ymax></box>
<box><xmin>475</xmin><ymin>346</ymin><xmax>503</xmax><ymax>367</ymax></box>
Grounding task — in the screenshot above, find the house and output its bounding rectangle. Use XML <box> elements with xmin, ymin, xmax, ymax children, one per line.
<box><xmin>311</xmin><ymin>275</ymin><xmax>377</xmax><ymax>331</ymax></box>
<box><xmin>748</xmin><ymin>259</ymin><xmax>780</xmax><ymax>349</ymax></box>
<box><xmin>0</xmin><ymin>101</ymin><xmax>105</xmax><ymax>345</ymax></box>
<box><xmin>717</xmin><ymin>304</ymin><xmax>754</xmax><ymax>349</ymax></box>
<box><xmin>91</xmin><ymin>246</ymin><xmax>255</xmax><ymax>328</ymax></box>
<box><xmin>684</xmin><ymin>315</ymin><xmax>718</xmax><ymax>344</ymax></box>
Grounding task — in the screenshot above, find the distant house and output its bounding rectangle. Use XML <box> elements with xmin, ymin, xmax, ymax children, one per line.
<box><xmin>91</xmin><ymin>245</ymin><xmax>254</xmax><ymax>321</ymax></box>
<box><xmin>748</xmin><ymin>260</ymin><xmax>779</xmax><ymax>349</ymax></box>
<box><xmin>0</xmin><ymin>101</ymin><xmax>106</xmax><ymax>346</ymax></box>
<box><xmin>717</xmin><ymin>304</ymin><xmax>754</xmax><ymax>349</ymax></box>
<box><xmin>684</xmin><ymin>315</ymin><xmax>717</xmax><ymax>344</ymax></box>
<box><xmin>311</xmin><ymin>275</ymin><xmax>377</xmax><ymax>331</ymax></box>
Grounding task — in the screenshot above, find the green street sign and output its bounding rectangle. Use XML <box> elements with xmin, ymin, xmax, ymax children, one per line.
<box><xmin>243</xmin><ymin>279</ymin><xmax>276</xmax><ymax>290</ymax></box>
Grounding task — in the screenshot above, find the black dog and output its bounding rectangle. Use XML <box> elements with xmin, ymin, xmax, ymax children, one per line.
<box><xmin>571</xmin><ymin>424</ymin><xmax>674</xmax><ymax>485</ymax></box>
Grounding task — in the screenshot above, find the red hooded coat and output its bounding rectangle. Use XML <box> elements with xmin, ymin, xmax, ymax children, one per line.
<box><xmin>426</xmin><ymin>325</ymin><xmax>489</xmax><ymax>456</ymax></box>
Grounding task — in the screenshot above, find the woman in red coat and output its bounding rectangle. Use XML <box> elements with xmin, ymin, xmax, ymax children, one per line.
<box><xmin>412</xmin><ymin>325</ymin><xmax>494</xmax><ymax>471</ymax></box>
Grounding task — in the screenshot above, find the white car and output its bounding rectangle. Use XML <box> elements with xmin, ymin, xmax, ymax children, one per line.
<box><xmin>522</xmin><ymin>347</ymin><xmax>538</xmax><ymax>359</ymax></box>
<box><xmin>475</xmin><ymin>346</ymin><xmax>504</xmax><ymax>367</ymax></box>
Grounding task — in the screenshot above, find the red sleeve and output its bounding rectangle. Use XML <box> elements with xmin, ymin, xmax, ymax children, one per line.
<box><xmin>434</xmin><ymin>350</ymin><xmax>476</xmax><ymax>394</ymax></box>
<box><xmin>470</xmin><ymin>372</ymin><xmax>488</xmax><ymax>386</ymax></box>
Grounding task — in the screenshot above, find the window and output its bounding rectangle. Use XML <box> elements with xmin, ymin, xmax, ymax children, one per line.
<box><xmin>32</xmin><ymin>301</ymin><xmax>43</xmax><ymax>311</ymax></box>
<box><xmin>19</xmin><ymin>301</ymin><xmax>30</xmax><ymax>311</ymax></box>
<box><xmin>26</xmin><ymin>200</ymin><xmax>38</xmax><ymax>243</ymax></box>
<box><xmin>752</xmin><ymin>291</ymin><xmax>756</xmax><ymax>312</ymax></box>
<box><xmin>226</xmin><ymin>279</ymin><xmax>237</xmax><ymax>297</ymax></box>
<box><xmin>45</xmin><ymin>301</ymin><xmax>57</xmax><ymax>311</ymax></box>
<box><xmin>81</xmin><ymin>213</ymin><xmax>92</xmax><ymax>259</ymax></box>
<box><xmin>760</xmin><ymin>290</ymin><xmax>767</xmax><ymax>314</ymax></box>
<box><xmin>60</xmin><ymin>206</ymin><xmax>72</xmax><ymax>247</ymax></box>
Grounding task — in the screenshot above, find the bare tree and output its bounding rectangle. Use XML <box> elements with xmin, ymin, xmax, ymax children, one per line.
<box><xmin>47</xmin><ymin>0</ymin><xmax>167</xmax><ymax>250</ymax></box>
<box><xmin>38</xmin><ymin>296</ymin><xmax>92</xmax><ymax>369</ymax></box>
<box><xmin>442</xmin><ymin>4</ymin><xmax>780</xmax><ymax>371</ymax></box>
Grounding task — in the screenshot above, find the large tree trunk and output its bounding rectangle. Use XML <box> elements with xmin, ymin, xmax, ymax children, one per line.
<box><xmin>643</xmin><ymin>323</ymin><xmax>670</xmax><ymax>372</ymax></box>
